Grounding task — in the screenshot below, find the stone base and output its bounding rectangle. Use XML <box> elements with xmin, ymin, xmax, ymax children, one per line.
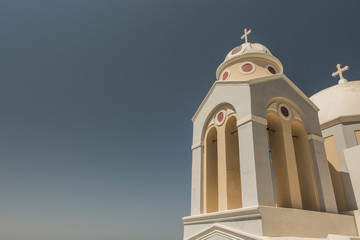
<box><xmin>183</xmin><ymin>206</ymin><xmax>359</xmax><ymax>240</ymax></box>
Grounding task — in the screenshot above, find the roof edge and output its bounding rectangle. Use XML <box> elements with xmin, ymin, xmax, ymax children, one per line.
<box><xmin>192</xmin><ymin>74</ymin><xmax>318</xmax><ymax>122</ymax></box>
<box><xmin>320</xmin><ymin>115</ymin><xmax>360</xmax><ymax>130</ymax></box>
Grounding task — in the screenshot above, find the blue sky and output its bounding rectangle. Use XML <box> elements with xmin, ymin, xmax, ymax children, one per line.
<box><xmin>0</xmin><ymin>1</ymin><xmax>359</xmax><ymax>239</ymax></box>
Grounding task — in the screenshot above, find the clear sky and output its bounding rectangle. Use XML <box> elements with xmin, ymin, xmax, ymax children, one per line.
<box><xmin>0</xmin><ymin>1</ymin><xmax>359</xmax><ymax>239</ymax></box>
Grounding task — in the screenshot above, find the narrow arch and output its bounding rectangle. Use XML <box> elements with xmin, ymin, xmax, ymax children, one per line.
<box><xmin>225</xmin><ymin>116</ymin><xmax>242</xmax><ymax>209</ymax></box>
<box><xmin>204</xmin><ymin>127</ymin><xmax>218</xmax><ymax>213</ymax></box>
<box><xmin>292</xmin><ymin>121</ymin><xmax>319</xmax><ymax>211</ymax></box>
<box><xmin>267</xmin><ymin>112</ymin><xmax>292</xmax><ymax>208</ymax></box>
<box><xmin>200</xmin><ymin>103</ymin><xmax>237</xmax><ymax>144</ymax></box>
<box><xmin>266</xmin><ymin>98</ymin><xmax>307</xmax><ymax>123</ymax></box>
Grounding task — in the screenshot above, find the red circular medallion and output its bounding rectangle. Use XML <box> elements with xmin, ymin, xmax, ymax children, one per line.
<box><xmin>242</xmin><ymin>63</ymin><xmax>253</xmax><ymax>72</ymax></box>
<box><xmin>217</xmin><ymin>112</ymin><xmax>224</xmax><ymax>122</ymax></box>
<box><xmin>222</xmin><ymin>71</ymin><xmax>229</xmax><ymax>80</ymax></box>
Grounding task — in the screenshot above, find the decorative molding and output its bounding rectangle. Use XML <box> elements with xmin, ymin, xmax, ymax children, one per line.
<box><xmin>183</xmin><ymin>206</ymin><xmax>260</xmax><ymax>225</ymax></box>
<box><xmin>227</xmin><ymin>108</ymin><xmax>235</xmax><ymax>115</ymax></box>
<box><xmin>207</xmin><ymin>118</ymin><xmax>214</xmax><ymax>128</ymax></box>
<box><xmin>278</xmin><ymin>103</ymin><xmax>292</xmax><ymax>120</ymax></box>
<box><xmin>293</xmin><ymin>109</ymin><xmax>302</xmax><ymax>121</ymax></box>
<box><xmin>216</xmin><ymin>110</ymin><xmax>226</xmax><ymax>126</ymax></box>
<box><xmin>267</xmin><ymin>102</ymin><xmax>277</xmax><ymax>112</ymax></box>
<box><xmin>191</xmin><ymin>142</ymin><xmax>203</xmax><ymax>150</ymax></box>
<box><xmin>320</xmin><ymin>115</ymin><xmax>360</xmax><ymax>130</ymax></box>
<box><xmin>308</xmin><ymin>134</ymin><xmax>325</xmax><ymax>143</ymax></box>
<box><xmin>215</xmin><ymin>80</ymin><xmax>250</xmax><ymax>85</ymax></box>
<box><xmin>231</xmin><ymin>45</ymin><xmax>244</xmax><ymax>55</ymax></box>
<box><xmin>237</xmin><ymin>114</ymin><xmax>267</xmax><ymax>127</ymax></box>
<box><xmin>185</xmin><ymin>223</ymin><xmax>265</xmax><ymax>240</ymax></box>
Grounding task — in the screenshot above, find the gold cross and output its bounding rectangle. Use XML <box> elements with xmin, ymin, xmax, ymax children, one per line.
<box><xmin>332</xmin><ymin>64</ymin><xmax>349</xmax><ymax>81</ymax></box>
<box><xmin>241</xmin><ymin>28</ymin><xmax>252</xmax><ymax>44</ymax></box>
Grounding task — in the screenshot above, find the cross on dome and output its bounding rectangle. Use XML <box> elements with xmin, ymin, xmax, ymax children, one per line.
<box><xmin>241</xmin><ymin>28</ymin><xmax>252</xmax><ymax>44</ymax></box>
<box><xmin>332</xmin><ymin>63</ymin><xmax>349</xmax><ymax>84</ymax></box>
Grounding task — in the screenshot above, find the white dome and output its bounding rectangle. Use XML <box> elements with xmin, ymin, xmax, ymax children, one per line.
<box><xmin>225</xmin><ymin>42</ymin><xmax>272</xmax><ymax>61</ymax></box>
<box><xmin>310</xmin><ymin>81</ymin><xmax>360</xmax><ymax>125</ymax></box>
<box><xmin>216</xmin><ymin>42</ymin><xmax>283</xmax><ymax>80</ymax></box>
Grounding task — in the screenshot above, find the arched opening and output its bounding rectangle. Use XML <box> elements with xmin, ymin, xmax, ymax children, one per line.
<box><xmin>204</xmin><ymin>127</ymin><xmax>218</xmax><ymax>213</ymax></box>
<box><xmin>267</xmin><ymin>112</ymin><xmax>292</xmax><ymax>208</ymax></box>
<box><xmin>292</xmin><ymin>121</ymin><xmax>319</xmax><ymax>211</ymax></box>
<box><xmin>225</xmin><ymin>116</ymin><xmax>241</xmax><ymax>209</ymax></box>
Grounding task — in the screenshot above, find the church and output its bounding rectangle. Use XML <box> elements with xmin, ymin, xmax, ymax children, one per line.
<box><xmin>182</xmin><ymin>29</ymin><xmax>360</xmax><ymax>240</ymax></box>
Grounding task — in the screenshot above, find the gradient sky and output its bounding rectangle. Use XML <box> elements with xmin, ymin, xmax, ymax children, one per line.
<box><xmin>0</xmin><ymin>1</ymin><xmax>359</xmax><ymax>240</ymax></box>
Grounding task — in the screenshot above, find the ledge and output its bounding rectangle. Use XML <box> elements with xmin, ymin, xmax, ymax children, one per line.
<box><xmin>191</xmin><ymin>142</ymin><xmax>203</xmax><ymax>150</ymax></box>
<box><xmin>237</xmin><ymin>114</ymin><xmax>268</xmax><ymax>127</ymax></box>
<box><xmin>320</xmin><ymin>115</ymin><xmax>360</xmax><ymax>130</ymax></box>
<box><xmin>308</xmin><ymin>134</ymin><xmax>324</xmax><ymax>142</ymax></box>
<box><xmin>184</xmin><ymin>206</ymin><xmax>358</xmax><ymax>238</ymax></box>
<box><xmin>182</xmin><ymin>206</ymin><xmax>260</xmax><ymax>225</ymax></box>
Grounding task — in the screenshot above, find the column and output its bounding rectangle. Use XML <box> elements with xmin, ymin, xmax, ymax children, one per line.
<box><xmin>308</xmin><ymin>134</ymin><xmax>338</xmax><ymax>213</ymax></box>
<box><xmin>344</xmin><ymin>146</ymin><xmax>360</xmax><ymax>211</ymax></box>
<box><xmin>282</xmin><ymin>124</ymin><xmax>303</xmax><ymax>209</ymax></box>
<box><xmin>191</xmin><ymin>142</ymin><xmax>202</xmax><ymax>215</ymax></box>
<box><xmin>217</xmin><ymin>124</ymin><xmax>227</xmax><ymax>211</ymax></box>
<box><xmin>238</xmin><ymin>115</ymin><xmax>275</xmax><ymax>208</ymax></box>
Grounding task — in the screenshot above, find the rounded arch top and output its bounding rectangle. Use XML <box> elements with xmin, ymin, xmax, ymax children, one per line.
<box><xmin>266</xmin><ymin>97</ymin><xmax>307</xmax><ymax>124</ymax></box>
<box><xmin>201</xmin><ymin>103</ymin><xmax>237</xmax><ymax>142</ymax></box>
<box><xmin>216</xmin><ymin>42</ymin><xmax>284</xmax><ymax>81</ymax></box>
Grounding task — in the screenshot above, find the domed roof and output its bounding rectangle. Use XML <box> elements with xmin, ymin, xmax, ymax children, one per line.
<box><xmin>310</xmin><ymin>81</ymin><xmax>360</xmax><ymax>126</ymax></box>
<box><xmin>216</xmin><ymin>42</ymin><xmax>283</xmax><ymax>79</ymax></box>
<box><xmin>225</xmin><ymin>42</ymin><xmax>272</xmax><ymax>61</ymax></box>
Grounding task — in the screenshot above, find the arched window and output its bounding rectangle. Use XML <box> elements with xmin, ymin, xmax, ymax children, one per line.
<box><xmin>204</xmin><ymin>127</ymin><xmax>218</xmax><ymax>213</ymax></box>
<box><xmin>202</xmin><ymin>107</ymin><xmax>242</xmax><ymax>213</ymax></box>
<box><xmin>267</xmin><ymin>112</ymin><xmax>291</xmax><ymax>208</ymax></box>
<box><xmin>266</xmin><ymin>101</ymin><xmax>319</xmax><ymax>211</ymax></box>
<box><xmin>292</xmin><ymin>121</ymin><xmax>318</xmax><ymax>211</ymax></box>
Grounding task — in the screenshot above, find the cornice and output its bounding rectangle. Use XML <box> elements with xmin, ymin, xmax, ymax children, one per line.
<box><xmin>185</xmin><ymin>223</ymin><xmax>264</xmax><ymax>240</ymax></box>
<box><xmin>308</xmin><ymin>134</ymin><xmax>325</xmax><ymax>143</ymax></box>
<box><xmin>320</xmin><ymin>115</ymin><xmax>360</xmax><ymax>130</ymax></box>
<box><xmin>237</xmin><ymin>114</ymin><xmax>268</xmax><ymax>127</ymax></box>
<box><xmin>182</xmin><ymin>206</ymin><xmax>260</xmax><ymax>225</ymax></box>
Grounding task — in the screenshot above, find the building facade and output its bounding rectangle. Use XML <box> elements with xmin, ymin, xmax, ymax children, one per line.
<box><xmin>183</xmin><ymin>30</ymin><xmax>360</xmax><ymax>240</ymax></box>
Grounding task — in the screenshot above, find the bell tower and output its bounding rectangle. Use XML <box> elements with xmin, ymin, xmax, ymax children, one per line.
<box><xmin>182</xmin><ymin>29</ymin><xmax>360</xmax><ymax>240</ymax></box>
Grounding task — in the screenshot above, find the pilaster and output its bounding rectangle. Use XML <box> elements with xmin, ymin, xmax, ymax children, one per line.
<box><xmin>217</xmin><ymin>126</ymin><xmax>228</xmax><ymax>211</ymax></box>
<box><xmin>191</xmin><ymin>142</ymin><xmax>203</xmax><ymax>215</ymax></box>
<box><xmin>282</xmin><ymin>124</ymin><xmax>303</xmax><ymax>209</ymax></box>
<box><xmin>308</xmin><ymin>135</ymin><xmax>338</xmax><ymax>213</ymax></box>
<box><xmin>237</xmin><ymin>115</ymin><xmax>275</xmax><ymax>208</ymax></box>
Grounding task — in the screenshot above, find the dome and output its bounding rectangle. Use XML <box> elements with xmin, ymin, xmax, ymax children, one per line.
<box><xmin>310</xmin><ymin>81</ymin><xmax>360</xmax><ymax>126</ymax></box>
<box><xmin>225</xmin><ymin>42</ymin><xmax>272</xmax><ymax>61</ymax></box>
<box><xmin>216</xmin><ymin>42</ymin><xmax>283</xmax><ymax>80</ymax></box>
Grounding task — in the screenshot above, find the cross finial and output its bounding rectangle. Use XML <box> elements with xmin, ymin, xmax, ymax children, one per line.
<box><xmin>241</xmin><ymin>28</ymin><xmax>252</xmax><ymax>44</ymax></box>
<box><xmin>332</xmin><ymin>63</ymin><xmax>349</xmax><ymax>84</ymax></box>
